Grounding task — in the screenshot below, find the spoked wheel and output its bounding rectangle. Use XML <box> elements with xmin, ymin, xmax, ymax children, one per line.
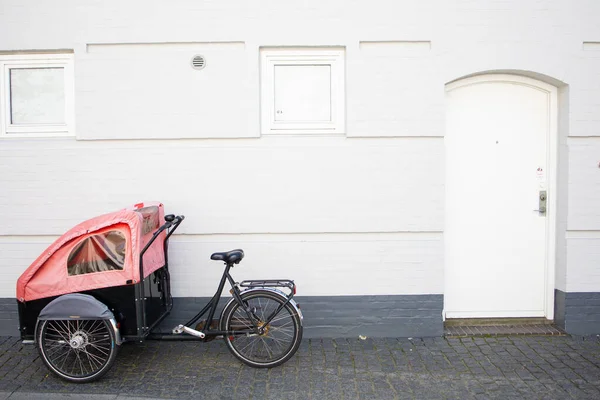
<box><xmin>37</xmin><ymin>319</ymin><xmax>118</xmax><ymax>383</ymax></box>
<box><xmin>220</xmin><ymin>290</ymin><xmax>303</xmax><ymax>368</ymax></box>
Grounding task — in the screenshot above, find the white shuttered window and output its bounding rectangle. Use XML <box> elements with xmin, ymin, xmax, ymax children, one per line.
<box><xmin>260</xmin><ymin>48</ymin><xmax>345</xmax><ymax>135</ymax></box>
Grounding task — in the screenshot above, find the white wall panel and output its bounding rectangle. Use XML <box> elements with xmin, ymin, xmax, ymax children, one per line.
<box><xmin>0</xmin><ymin>232</ymin><xmax>443</xmax><ymax>298</ymax></box>
<box><xmin>566</xmin><ymin>235</ymin><xmax>600</xmax><ymax>292</ymax></box>
<box><xmin>2</xmin><ymin>0</ymin><xmax>600</xmax><ymax>297</ymax></box>
<box><xmin>167</xmin><ymin>233</ymin><xmax>443</xmax><ymax>297</ymax></box>
<box><xmin>0</xmin><ymin>239</ymin><xmax>53</xmax><ymax>298</ymax></box>
<box><xmin>77</xmin><ymin>42</ymin><xmax>253</xmax><ymax>140</ymax></box>
<box><xmin>1</xmin><ymin>233</ymin><xmax>443</xmax><ymax>299</ymax></box>
<box><xmin>567</xmin><ymin>138</ymin><xmax>600</xmax><ymax>230</ymax></box>
<box><xmin>0</xmin><ymin>137</ymin><xmax>444</xmax><ymax>236</ymax></box>
<box><xmin>348</xmin><ymin>41</ymin><xmax>442</xmax><ymax>137</ymax></box>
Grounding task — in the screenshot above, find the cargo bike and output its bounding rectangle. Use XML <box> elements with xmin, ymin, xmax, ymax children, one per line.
<box><xmin>16</xmin><ymin>202</ymin><xmax>303</xmax><ymax>383</ymax></box>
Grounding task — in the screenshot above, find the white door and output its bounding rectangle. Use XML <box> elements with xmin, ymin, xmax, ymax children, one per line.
<box><xmin>444</xmin><ymin>75</ymin><xmax>556</xmax><ymax>319</ymax></box>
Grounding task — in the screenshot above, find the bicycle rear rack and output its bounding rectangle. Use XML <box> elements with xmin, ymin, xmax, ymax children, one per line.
<box><xmin>239</xmin><ymin>280</ymin><xmax>296</xmax><ymax>294</ymax></box>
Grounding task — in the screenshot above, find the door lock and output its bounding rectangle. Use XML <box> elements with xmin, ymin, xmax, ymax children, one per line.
<box><xmin>534</xmin><ymin>190</ymin><xmax>547</xmax><ymax>215</ymax></box>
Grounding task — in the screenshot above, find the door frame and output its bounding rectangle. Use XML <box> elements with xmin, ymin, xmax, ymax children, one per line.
<box><xmin>444</xmin><ymin>74</ymin><xmax>558</xmax><ymax>320</ymax></box>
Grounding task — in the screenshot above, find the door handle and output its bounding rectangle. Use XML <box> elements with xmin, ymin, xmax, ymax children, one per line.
<box><xmin>534</xmin><ymin>190</ymin><xmax>547</xmax><ymax>215</ymax></box>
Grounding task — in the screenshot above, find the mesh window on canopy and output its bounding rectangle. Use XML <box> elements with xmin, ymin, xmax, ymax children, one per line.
<box><xmin>67</xmin><ymin>230</ymin><xmax>126</xmax><ymax>276</ymax></box>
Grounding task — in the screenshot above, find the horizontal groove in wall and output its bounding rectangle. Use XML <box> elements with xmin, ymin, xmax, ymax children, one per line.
<box><xmin>86</xmin><ymin>41</ymin><xmax>245</xmax><ymax>54</ymax></box>
<box><xmin>170</xmin><ymin>232</ymin><xmax>443</xmax><ymax>242</ymax></box>
<box><xmin>360</xmin><ymin>40</ymin><xmax>431</xmax><ymax>47</ymax></box>
<box><xmin>567</xmin><ymin>135</ymin><xmax>600</xmax><ymax>140</ymax></box>
<box><xmin>0</xmin><ymin>232</ymin><xmax>443</xmax><ymax>242</ymax></box>
<box><xmin>0</xmin><ymin>235</ymin><xmax>59</xmax><ymax>242</ymax></box>
<box><xmin>359</xmin><ymin>40</ymin><xmax>431</xmax><ymax>52</ymax></box>
<box><xmin>0</xmin><ymin>136</ymin><xmax>444</xmax><ymax>150</ymax></box>
<box><xmin>0</xmin><ymin>49</ymin><xmax>74</xmax><ymax>55</ymax></box>
<box><xmin>583</xmin><ymin>42</ymin><xmax>600</xmax><ymax>51</ymax></box>
<box><xmin>74</xmin><ymin>135</ymin><xmax>444</xmax><ymax>143</ymax></box>
<box><xmin>348</xmin><ymin>135</ymin><xmax>444</xmax><ymax>139</ymax></box>
<box><xmin>566</xmin><ymin>231</ymin><xmax>600</xmax><ymax>239</ymax></box>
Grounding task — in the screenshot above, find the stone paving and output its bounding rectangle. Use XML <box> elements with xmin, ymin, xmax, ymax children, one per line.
<box><xmin>1</xmin><ymin>335</ymin><xmax>600</xmax><ymax>399</ymax></box>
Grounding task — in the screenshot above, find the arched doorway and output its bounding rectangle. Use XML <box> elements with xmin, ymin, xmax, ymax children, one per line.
<box><xmin>444</xmin><ymin>74</ymin><xmax>557</xmax><ymax>319</ymax></box>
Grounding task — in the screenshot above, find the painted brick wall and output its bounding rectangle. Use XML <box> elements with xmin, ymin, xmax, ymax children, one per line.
<box><xmin>0</xmin><ymin>138</ymin><xmax>444</xmax><ymax>298</ymax></box>
<box><xmin>0</xmin><ymin>241</ymin><xmax>53</xmax><ymax>300</ymax></box>
<box><xmin>1</xmin><ymin>1</ymin><xmax>600</xmax><ymax>319</ymax></box>
<box><xmin>565</xmin><ymin>235</ymin><xmax>600</xmax><ymax>292</ymax></box>
<box><xmin>555</xmin><ymin>290</ymin><xmax>600</xmax><ymax>336</ymax></box>
<box><xmin>0</xmin><ymin>299</ymin><xmax>18</xmax><ymax>336</ymax></box>
<box><xmin>166</xmin><ymin>234</ymin><xmax>443</xmax><ymax>297</ymax></box>
<box><xmin>0</xmin><ymin>139</ymin><xmax>444</xmax><ymax>237</ymax></box>
<box><xmin>154</xmin><ymin>295</ymin><xmax>443</xmax><ymax>339</ymax></box>
<box><xmin>0</xmin><ymin>138</ymin><xmax>443</xmax><ymax>297</ymax></box>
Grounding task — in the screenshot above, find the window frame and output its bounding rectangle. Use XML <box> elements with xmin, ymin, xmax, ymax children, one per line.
<box><xmin>260</xmin><ymin>48</ymin><xmax>345</xmax><ymax>135</ymax></box>
<box><xmin>0</xmin><ymin>53</ymin><xmax>74</xmax><ymax>138</ymax></box>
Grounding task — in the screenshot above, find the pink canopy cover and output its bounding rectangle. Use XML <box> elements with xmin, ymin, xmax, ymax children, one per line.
<box><xmin>17</xmin><ymin>202</ymin><xmax>167</xmax><ymax>302</ymax></box>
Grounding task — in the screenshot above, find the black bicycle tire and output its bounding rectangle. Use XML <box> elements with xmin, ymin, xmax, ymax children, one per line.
<box><xmin>220</xmin><ymin>290</ymin><xmax>302</xmax><ymax>368</ymax></box>
<box><xmin>37</xmin><ymin>319</ymin><xmax>118</xmax><ymax>383</ymax></box>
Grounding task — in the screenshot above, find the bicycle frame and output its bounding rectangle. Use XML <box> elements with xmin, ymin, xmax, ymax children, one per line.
<box><xmin>173</xmin><ymin>262</ymin><xmax>297</xmax><ymax>338</ymax></box>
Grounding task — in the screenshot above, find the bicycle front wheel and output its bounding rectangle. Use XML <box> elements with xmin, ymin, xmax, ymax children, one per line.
<box><xmin>37</xmin><ymin>319</ymin><xmax>118</xmax><ymax>383</ymax></box>
<box><xmin>220</xmin><ymin>290</ymin><xmax>302</xmax><ymax>368</ymax></box>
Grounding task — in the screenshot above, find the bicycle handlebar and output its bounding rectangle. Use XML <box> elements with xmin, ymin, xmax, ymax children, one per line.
<box><xmin>140</xmin><ymin>214</ymin><xmax>185</xmax><ymax>257</ymax></box>
<box><xmin>163</xmin><ymin>215</ymin><xmax>184</xmax><ymax>241</ymax></box>
<box><xmin>161</xmin><ymin>215</ymin><xmax>185</xmax><ymax>230</ymax></box>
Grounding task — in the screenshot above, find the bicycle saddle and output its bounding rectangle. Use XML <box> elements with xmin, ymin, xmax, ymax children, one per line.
<box><xmin>211</xmin><ymin>249</ymin><xmax>244</xmax><ymax>264</ymax></box>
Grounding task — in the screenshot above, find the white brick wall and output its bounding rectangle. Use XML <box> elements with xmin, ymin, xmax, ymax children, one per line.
<box><xmin>0</xmin><ymin>137</ymin><xmax>444</xmax><ymax>297</ymax></box>
<box><xmin>567</xmin><ymin>138</ymin><xmax>600</xmax><ymax>230</ymax></box>
<box><xmin>0</xmin><ymin>233</ymin><xmax>442</xmax><ymax>298</ymax></box>
<box><xmin>0</xmin><ymin>138</ymin><xmax>444</xmax><ymax>235</ymax></box>
<box><xmin>167</xmin><ymin>233</ymin><xmax>443</xmax><ymax>297</ymax></box>
<box><xmin>565</xmin><ymin>233</ymin><xmax>600</xmax><ymax>292</ymax></box>
<box><xmin>0</xmin><ymin>240</ymin><xmax>53</xmax><ymax>298</ymax></box>
<box><xmin>78</xmin><ymin>42</ymin><xmax>253</xmax><ymax>140</ymax></box>
<box><xmin>1</xmin><ymin>0</ymin><xmax>600</xmax><ymax>298</ymax></box>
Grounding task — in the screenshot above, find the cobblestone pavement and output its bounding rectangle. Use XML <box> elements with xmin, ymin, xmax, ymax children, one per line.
<box><xmin>1</xmin><ymin>335</ymin><xmax>600</xmax><ymax>399</ymax></box>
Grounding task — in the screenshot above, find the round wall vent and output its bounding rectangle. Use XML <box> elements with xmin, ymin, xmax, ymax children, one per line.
<box><xmin>191</xmin><ymin>55</ymin><xmax>206</xmax><ymax>70</ymax></box>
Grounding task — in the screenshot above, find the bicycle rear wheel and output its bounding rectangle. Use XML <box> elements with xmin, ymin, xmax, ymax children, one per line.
<box><xmin>220</xmin><ymin>290</ymin><xmax>302</xmax><ymax>368</ymax></box>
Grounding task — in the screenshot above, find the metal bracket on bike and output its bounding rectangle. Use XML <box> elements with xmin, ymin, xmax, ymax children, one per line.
<box><xmin>239</xmin><ymin>280</ymin><xmax>297</xmax><ymax>298</ymax></box>
<box><xmin>172</xmin><ymin>324</ymin><xmax>206</xmax><ymax>339</ymax></box>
